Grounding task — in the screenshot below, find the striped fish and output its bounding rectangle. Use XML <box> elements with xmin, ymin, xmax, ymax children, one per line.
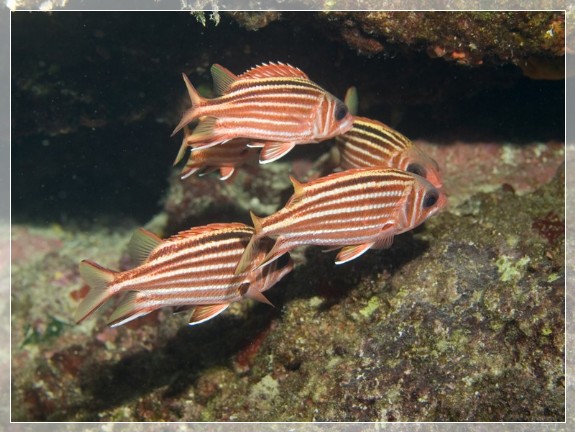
<box><xmin>177</xmin><ymin>125</ymin><xmax>255</xmax><ymax>181</ymax></box>
<box><xmin>75</xmin><ymin>223</ymin><xmax>293</xmax><ymax>327</ymax></box>
<box><xmin>335</xmin><ymin>87</ymin><xmax>443</xmax><ymax>188</ymax></box>
<box><xmin>171</xmin><ymin>62</ymin><xmax>354</xmax><ymax>164</ymax></box>
<box><xmin>236</xmin><ymin>168</ymin><xmax>446</xmax><ymax>273</ymax></box>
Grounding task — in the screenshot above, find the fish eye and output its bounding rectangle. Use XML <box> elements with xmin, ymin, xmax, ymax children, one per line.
<box><xmin>407</xmin><ymin>163</ymin><xmax>427</xmax><ymax>178</ymax></box>
<box><xmin>423</xmin><ymin>189</ymin><xmax>439</xmax><ymax>208</ymax></box>
<box><xmin>334</xmin><ymin>102</ymin><xmax>348</xmax><ymax>121</ymax></box>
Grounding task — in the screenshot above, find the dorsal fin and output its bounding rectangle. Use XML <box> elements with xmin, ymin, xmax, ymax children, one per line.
<box><xmin>128</xmin><ymin>228</ymin><xmax>163</xmax><ymax>265</ymax></box>
<box><xmin>240</xmin><ymin>62</ymin><xmax>309</xmax><ymax>80</ymax></box>
<box><xmin>285</xmin><ymin>175</ymin><xmax>306</xmax><ymax>207</ymax></box>
<box><xmin>168</xmin><ymin>223</ymin><xmax>250</xmax><ymax>242</ymax></box>
<box><xmin>210</xmin><ymin>64</ymin><xmax>238</xmax><ymax>95</ymax></box>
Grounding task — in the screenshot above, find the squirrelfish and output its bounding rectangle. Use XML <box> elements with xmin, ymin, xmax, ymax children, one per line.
<box><xmin>177</xmin><ymin>125</ymin><xmax>255</xmax><ymax>181</ymax></box>
<box><xmin>236</xmin><ymin>168</ymin><xmax>446</xmax><ymax>273</ymax></box>
<box><xmin>75</xmin><ymin>223</ymin><xmax>293</xmax><ymax>327</ymax></box>
<box><xmin>335</xmin><ymin>87</ymin><xmax>443</xmax><ymax>188</ymax></box>
<box><xmin>172</xmin><ymin>62</ymin><xmax>354</xmax><ymax>164</ymax></box>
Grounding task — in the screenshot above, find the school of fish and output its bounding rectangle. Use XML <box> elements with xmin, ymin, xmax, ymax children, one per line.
<box><xmin>75</xmin><ymin>62</ymin><xmax>446</xmax><ymax>328</ymax></box>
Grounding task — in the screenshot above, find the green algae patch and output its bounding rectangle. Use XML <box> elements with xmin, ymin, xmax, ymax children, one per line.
<box><xmin>495</xmin><ymin>255</ymin><xmax>531</xmax><ymax>282</ymax></box>
<box><xmin>359</xmin><ymin>296</ymin><xmax>381</xmax><ymax>318</ymax></box>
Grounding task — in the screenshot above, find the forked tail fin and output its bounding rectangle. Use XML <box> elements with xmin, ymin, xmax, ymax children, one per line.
<box><xmin>74</xmin><ymin>260</ymin><xmax>117</xmax><ymax>324</ymax></box>
<box><xmin>171</xmin><ymin>73</ymin><xmax>204</xmax><ymax>137</ymax></box>
<box><xmin>235</xmin><ymin>211</ymin><xmax>263</xmax><ymax>274</ymax></box>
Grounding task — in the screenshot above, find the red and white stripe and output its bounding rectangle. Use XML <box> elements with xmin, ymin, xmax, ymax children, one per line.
<box><xmin>173</xmin><ymin>63</ymin><xmax>354</xmax><ymax>151</ymax></box>
<box><xmin>335</xmin><ymin>116</ymin><xmax>443</xmax><ymax>189</ymax></box>
<box><xmin>77</xmin><ymin>223</ymin><xmax>293</xmax><ymax>327</ymax></box>
<box><xmin>238</xmin><ymin>168</ymin><xmax>446</xmax><ymax>271</ymax></box>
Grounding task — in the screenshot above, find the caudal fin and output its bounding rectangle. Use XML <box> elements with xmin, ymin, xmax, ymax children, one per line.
<box><xmin>74</xmin><ymin>260</ymin><xmax>117</xmax><ymax>324</ymax></box>
<box><xmin>171</xmin><ymin>73</ymin><xmax>204</xmax><ymax>137</ymax></box>
<box><xmin>235</xmin><ymin>211</ymin><xmax>263</xmax><ymax>274</ymax></box>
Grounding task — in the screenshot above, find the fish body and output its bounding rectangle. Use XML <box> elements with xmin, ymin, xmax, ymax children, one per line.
<box><xmin>75</xmin><ymin>223</ymin><xmax>293</xmax><ymax>327</ymax></box>
<box><xmin>236</xmin><ymin>168</ymin><xmax>446</xmax><ymax>272</ymax></box>
<box><xmin>172</xmin><ymin>62</ymin><xmax>354</xmax><ymax>164</ymax></box>
<box><xmin>335</xmin><ymin>87</ymin><xmax>442</xmax><ymax>189</ymax></box>
<box><xmin>178</xmin><ymin>126</ymin><xmax>254</xmax><ymax>181</ymax></box>
<box><xmin>335</xmin><ymin>116</ymin><xmax>443</xmax><ymax>189</ymax></box>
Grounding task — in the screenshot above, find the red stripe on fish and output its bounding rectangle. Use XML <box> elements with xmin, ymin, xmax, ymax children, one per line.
<box><xmin>236</xmin><ymin>168</ymin><xmax>446</xmax><ymax>273</ymax></box>
<box><xmin>75</xmin><ymin>223</ymin><xmax>293</xmax><ymax>327</ymax></box>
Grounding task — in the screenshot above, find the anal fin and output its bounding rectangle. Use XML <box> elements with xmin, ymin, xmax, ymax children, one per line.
<box><xmin>258</xmin><ymin>142</ymin><xmax>296</xmax><ymax>164</ymax></box>
<box><xmin>219</xmin><ymin>166</ymin><xmax>236</xmax><ymax>181</ymax></box>
<box><xmin>189</xmin><ymin>303</ymin><xmax>230</xmax><ymax>326</ymax></box>
<box><xmin>335</xmin><ymin>242</ymin><xmax>374</xmax><ymax>265</ymax></box>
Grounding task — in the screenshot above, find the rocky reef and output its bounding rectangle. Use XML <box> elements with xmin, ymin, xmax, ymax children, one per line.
<box><xmin>11</xmin><ymin>11</ymin><xmax>565</xmax><ymax>422</ymax></box>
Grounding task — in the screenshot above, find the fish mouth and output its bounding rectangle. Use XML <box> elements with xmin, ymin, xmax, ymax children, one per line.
<box><xmin>339</xmin><ymin>116</ymin><xmax>354</xmax><ymax>134</ymax></box>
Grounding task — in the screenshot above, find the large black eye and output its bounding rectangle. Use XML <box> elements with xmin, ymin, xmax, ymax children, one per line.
<box><xmin>334</xmin><ymin>102</ymin><xmax>348</xmax><ymax>121</ymax></box>
<box><xmin>423</xmin><ymin>189</ymin><xmax>439</xmax><ymax>208</ymax></box>
<box><xmin>407</xmin><ymin>163</ymin><xmax>427</xmax><ymax>178</ymax></box>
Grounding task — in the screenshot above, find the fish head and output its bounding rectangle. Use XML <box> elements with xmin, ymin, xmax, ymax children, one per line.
<box><xmin>398</xmin><ymin>173</ymin><xmax>447</xmax><ymax>232</ymax></box>
<box><xmin>313</xmin><ymin>94</ymin><xmax>354</xmax><ymax>140</ymax></box>
<box><xmin>402</xmin><ymin>145</ymin><xmax>443</xmax><ymax>189</ymax></box>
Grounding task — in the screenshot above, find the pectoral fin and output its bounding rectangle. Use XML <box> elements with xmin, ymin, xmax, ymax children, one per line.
<box><xmin>373</xmin><ymin>233</ymin><xmax>395</xmax><ymax>250</ymax></box>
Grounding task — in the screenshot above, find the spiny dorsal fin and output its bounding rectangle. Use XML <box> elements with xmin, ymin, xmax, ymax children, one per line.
<box><xmin>188</xmin><ymin>303</ymin><xmax>230</xmax><ymax>326</ymax></box>
<box><xmin>128</xmin><ymin>228</ymin><xmax>163</xmax><ymax>266</ymax></box>
<box><xmin>285</xmin><ymin>175</ymin><xmax>306</xmax><ymax>207</ymax></box>
<box><xmin>344</xmin><ymin>86</ymin><xmax>359</xmax><ymax>116</ymax></box>
<box><xmin>240</xmin><ymin>62</ymin><xmax>309</xmax><ymax>80</ymax></box>
<box><xmin>169</xmin><ymin>223</ymin><xmax>250</xmax><ymax>242</ymax></box>
<box><xmin>249</xmin><ymin>211</ymin><xmax>263</xmax><ymax>235</ymax></box>
<box><xmin>211</xmin><ymin>64</ymin><xmax>238</xmax><ymax>96</ymax></box>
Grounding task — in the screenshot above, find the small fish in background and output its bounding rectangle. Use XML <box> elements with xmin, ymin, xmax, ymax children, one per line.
<box><xmin>171</xmin><ymin>62</ymin><xmax>354</xmax><ymax>164</ymax></box>
<box><xmin>236</xmin><ymin>167</ymin><xmax>446</xmax><ymax>273</ymax></box>
<box><xmin>335</xmin><ymin>87</ymin><xmax>443</xmax><ymax>189</ymax></box>
<box><xmin>74</xmin><ymin>223</ymin><xmax>293</xmax><ymax>327</ymax></box>
<box><xmin>175</xmin><ymin>125</ymin><xmax>255</xmax><ymax>181</ymax></box>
